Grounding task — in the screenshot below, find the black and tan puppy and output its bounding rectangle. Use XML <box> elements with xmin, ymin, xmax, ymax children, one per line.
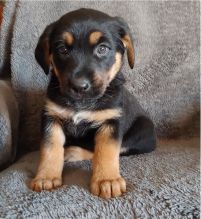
<box><xmin>30</xmin><ymin>8</ymin><xmax>156</xmax><ymax>199</ymax></box>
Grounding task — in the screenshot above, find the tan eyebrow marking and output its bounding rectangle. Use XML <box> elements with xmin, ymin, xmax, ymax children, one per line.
<box><xmin>62</xmin><ymin>32</ymin><xmax>74</xmax><ymax>45</ymax></box>
<box><xmin>89</xmin><ymin>31</ymin><xmax>103</xmax><ymax>45</ymax></box>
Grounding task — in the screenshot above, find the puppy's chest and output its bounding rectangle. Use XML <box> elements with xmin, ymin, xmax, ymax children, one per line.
<box><xmin>62</xmin><ymin>118</ymin><xmax>98</xmax><ymax>137</ymax></box>
<box><xmin>45</xmin><ymin>99</ymin><xmax>122</xmax><ymax>137</ymax></box>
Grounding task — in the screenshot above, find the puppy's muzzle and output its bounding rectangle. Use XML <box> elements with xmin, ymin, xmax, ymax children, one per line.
<box><xmin>70</xmin><ymin>77</ymin><xmax>91</xmax><ymax>94</ymax></box>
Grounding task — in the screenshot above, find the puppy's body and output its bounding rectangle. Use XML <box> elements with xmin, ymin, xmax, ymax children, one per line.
<box><xmin>31</xmin><ymin>8</ymin><xmax>156</xmax><ymax>199</ymax></box>
<box><xmin>45</xmin><ymin>73</ymin><xmax>155</xmax><ymax>155</ymax></box>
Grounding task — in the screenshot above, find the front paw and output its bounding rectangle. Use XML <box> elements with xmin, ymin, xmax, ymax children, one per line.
<box><xmin>30</xmin><ymin>177</ymin><xmax>62</xmax><ymax>192</ymax></box>
<box><xmin>90</xmin><ymin>177</ymin><xmax>126</xmax><ymax>199</ymax></box>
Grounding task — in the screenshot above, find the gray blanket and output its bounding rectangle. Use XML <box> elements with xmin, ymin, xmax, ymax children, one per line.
<box><xmin>0</xmin><ymin>0</ymin><xmax>200</xmax><ymax>218</ymax></box>
<box><xmin>0</xmin><ymin>138</ymin><xmax>200</xmax><ymax>218</ymax></box>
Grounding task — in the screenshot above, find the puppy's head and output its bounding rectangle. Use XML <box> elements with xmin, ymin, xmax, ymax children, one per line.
<box><xmin>35</xmin><ymin>8</ymin><xmax>134</xmax><ymax>100</ymax></box>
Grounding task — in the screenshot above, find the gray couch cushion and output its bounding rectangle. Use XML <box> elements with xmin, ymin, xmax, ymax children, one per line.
<box><xmin>0</xmin><ymin>80</ymin><xmax>18</xmax><ymax>169</ymax></box>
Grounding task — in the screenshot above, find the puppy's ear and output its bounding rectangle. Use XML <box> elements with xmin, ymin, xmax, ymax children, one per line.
<box><xmin>35</xmin><ymin>22</ymin><xmax>55</xmax><ymax>74</ymax></box>
<box><xmin>114</xmin><ymin>17</ymin><xmax>135</xmax><ymax>69</ymax></box>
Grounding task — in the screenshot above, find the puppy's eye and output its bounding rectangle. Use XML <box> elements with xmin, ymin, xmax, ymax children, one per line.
<box><xmin>57</xmin><ymin>46</ymin><xmax>69</xmax><ymax>55</ymax></box>
<box><xmin>94</xmin><ymin>45</ymin><xmax>109</xmax><ymax>57</ymax></box>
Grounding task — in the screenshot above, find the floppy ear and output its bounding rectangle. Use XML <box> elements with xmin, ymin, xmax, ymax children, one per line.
<box><xmin>35</xmin><ymin>22</ymin><xmax>55</xmax><ymax>74</ymax></box>
<box><xmin>114</xmin><ymin>17</ymin><xmax>135</xmax><ymax>69</ymax></box>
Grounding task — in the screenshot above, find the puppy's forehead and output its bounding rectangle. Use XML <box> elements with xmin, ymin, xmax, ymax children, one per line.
<box><xmin>59</xmin><ymin>8</ymin><xmax>112</xmax><ymax>24</ymax></box>
<box><xmin>60</xmin><ymin>24</ymin><xmax>109</xmax><ymax>46</ymax></box>
<box><xmin>62</xmin><ymin>29</ymin><xmax>103</xmax><ymax>45</ymax></box>
<box><xmin>55</xmin><ymin>9</ymin><xmax>114</xmax><ymax>43</ymax></box>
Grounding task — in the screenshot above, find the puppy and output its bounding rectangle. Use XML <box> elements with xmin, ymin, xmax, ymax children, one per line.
<box><xmin>30</xmin><ymin>8</ymin><xmax>156</xmax><ymax>199</ymax></box>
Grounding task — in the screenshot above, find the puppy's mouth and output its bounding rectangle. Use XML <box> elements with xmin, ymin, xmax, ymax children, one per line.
<box><xmin>69</xmin><ymin>88</ymin><xmax>90</xmax><ymax>100</ymax></box>
<box><xmin>61</xmin><ymin>86</ymin><xmax>106</xmax><ymax>101</ymax></box>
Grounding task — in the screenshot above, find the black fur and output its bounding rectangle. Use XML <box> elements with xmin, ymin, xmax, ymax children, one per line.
<box><xmin>36</xmin><ymin>8</ymin><xmax>156</xmax><ymax>155</ymax></box>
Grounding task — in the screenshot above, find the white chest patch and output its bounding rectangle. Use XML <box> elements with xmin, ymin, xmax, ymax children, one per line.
<box><xmin>72</xmin><ymin>111</ymin><xmax>94</xmax><ymax>125</ymax></box>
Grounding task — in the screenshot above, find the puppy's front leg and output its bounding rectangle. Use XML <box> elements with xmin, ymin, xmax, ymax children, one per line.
<box><xmin>30</xmin><ymin>122</ymin><xmax>65</xmax><ymax>191</ymax></box>
<box><xmin>91</xmin><ymin>122</ymin><xmax>126</xmax><ymax>199</ymax></box>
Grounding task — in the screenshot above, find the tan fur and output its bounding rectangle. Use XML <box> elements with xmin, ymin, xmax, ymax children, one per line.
<box><xmin>89</xmin><ymin>31</ymin><xmax>103</xmax><ymax>44</ymax></box>
<box><xmin>107</xmin><ymin>52</ymin><xmax>122</xmax><ymax>82</ymax></box>
<box><xmin>90</xmin><ymin>125</ymin><xmax>126</xmax><ymax>199</ymax></box>
<box><xmin>93</xmin><ymin>125</ymin><xmax>120</xmax><ymax>179</ymax></box>
<box><xmin>30</xmin><ymin>123</ymin><xmax>65</xmax><ymax>191</ymax></box>
<box><xmin>92</xmin><ymin>73</ymin><xmax>104</xmax><ymax>88</ymax></box>
<box><xmin>63</xmin><ymin>32</ymin><xmax>74</xmax><ymax>45</ymax></box>
<box><xmin>93</xmin><ymin>52</ymin><xmax>122</xmax><ymax>89</ymax></box>
<box><xmin>45</xmin><ymin>99</ymin><xmax>121</xmax><ymax>125</ymax></box>
<box><xmin>122</xmin><ymin>34</ymin><xmax>135</xmax><ymax>69</ymax></box>
<box><xmin>64</xmin><ymin>146</ymin><xmax>93</xmax><ymax>162</ymax></box>
<box><xmin>45</xmin><ymin>99</ymin><xmax>74</xmax><ymax>119</ymax></box>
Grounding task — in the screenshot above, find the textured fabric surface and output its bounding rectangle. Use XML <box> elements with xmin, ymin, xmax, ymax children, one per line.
<box><xmin>0</xmin><ymin>138</ymin><xmax>199</xmax><ymax>218</ymax></box>
<box><xmin>0</xmin><ymin>80</ymin><xmax>18</xmax><ymax>169</ymax></box>
<box><xmin>0</xmin><ymin>0</ymin><xmax>199</xmax><ymax>149</ymax></box>
<box><xmin>0</xmin><ymin>0</ymin><xmax>17</xmax><ymax>79</ymax></box>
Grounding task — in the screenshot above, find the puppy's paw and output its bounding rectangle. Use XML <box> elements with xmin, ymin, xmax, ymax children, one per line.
<box><xmin>30</xmin><ymin>177</ymin><xmax>62</xmax><ymax>192</ymax></box>
<box><xmin>90</xmin><ymin>177</ymin><xmax>126</xmax><ymax>199</ymax></box>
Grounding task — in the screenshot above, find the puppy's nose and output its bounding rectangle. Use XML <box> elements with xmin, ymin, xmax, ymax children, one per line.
<box><xmin>71</xmin><ymin>78</ymin><xmax>91</xmax><ymax>92</ymax></box>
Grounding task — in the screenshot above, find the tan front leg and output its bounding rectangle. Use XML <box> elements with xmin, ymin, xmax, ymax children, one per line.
<box><xmin>90</xmin><ymin>125</ymin><xmax>126</xmax><ymax>199</ymax></box>
<box><xmin>30</xmin><ymin>122</ymin><xmax>65</xmax><ymax>191</ymax></box>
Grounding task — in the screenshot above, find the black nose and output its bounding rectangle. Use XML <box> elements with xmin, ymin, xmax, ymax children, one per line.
<box><xmin>71</xmin><ymin>78</ymin><xmax>91</xmax><ymax>93</ymax></box>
